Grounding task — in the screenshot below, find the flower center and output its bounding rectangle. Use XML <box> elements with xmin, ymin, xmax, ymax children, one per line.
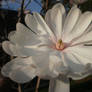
<box><xmin>56</xmin><ymin>39</ymin><xmax>65</xmax><ymax>50</ymax></box>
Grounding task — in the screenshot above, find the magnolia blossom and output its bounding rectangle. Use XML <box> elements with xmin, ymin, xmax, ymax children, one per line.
<box><xmin>70</xmin><ymin>0</ymin><xmax>88</xmax><ymax>5</ymax></box>
<box><xmin>1</xmin><ymin>3</ymin><xmax>92</xmax><ymax>92</ymax></box>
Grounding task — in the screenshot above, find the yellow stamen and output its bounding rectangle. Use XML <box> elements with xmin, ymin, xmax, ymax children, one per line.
<box><xmin>56</xmin><ymin>39</ymin><xmax>65</xmax><ymax>50</ymax></box>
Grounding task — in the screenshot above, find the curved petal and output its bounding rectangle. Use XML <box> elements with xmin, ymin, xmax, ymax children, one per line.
<box><xmin>45</xmin><ymin>3</ymin><xmax>66</xmax><ymax>39</ymax></box>
<box><xmin>33</xmin><ymin>12</ymin><xmax>54</xmax><ymax>37</ymax></box>
<box><xmin>25</xmin><ymin>14</ymin><xmax>52</xmax><ymax>36</ymax></box>
<box><xmin>2</xmin><ymin>41</ymin><xmax>16</xmax><ymax>56</ymax></box>
<box><xmin>16</xmin><ymin>23</ymin><xmax>54</xmax><ymax>51</ymax></box>
<box><xmin>5</xmin><ymin>38</ymin><xmax>54</xmax><ymax>57</ymax></box>
<box><xmin>71</xmin><ymin>23</ymin><xmax>92</xmax><ymax>45</ymax></box>
<box><xmin>49</xmin><ymin>54</ymin><xmax>68</xmax><ymax>76</ymax></box>
<box><xmin>25</xmin><ymin>14</ymin><xmax>48</xmax><ymax>36</ymax></box>
<box><xmin>49</xmin><ymin>76</ymin><xmax>70</xmax><ymax>92</ymax></box>
<box><xmin>16</xmin><ymin>23</ymin><xmax>40</xmax><ymax>46</ymax></box>
<box><xmin>64</xmin><ymin>11</ymin><xmax>92</xmax><ymax>42</ymax></box>
<box><xmin>62</xmin><ymin>6</ymin><xmax>81</xmax><ymax>40</ymax></box>
<box><xmin>67</xmin><ymin>63</ymin><xmax>92</xmax><ymax>80</ymax></box>
<box><xmin>31</xmin><ymin>53</ymin><xmax>51</xmax><ymax>77</ymax></box>
<box><xmin>25</xmin><ymin>14</ymin><xmax>38</xmax><ymax>34</ymax></box>
<box><xmin>31</xmin><ymin>51</ymin><xmax>63</xmax><ymax>78</ymax></box>
<box><xmin>2</xmin><ymin>41</ymin><xmax>26</xmax><ymax>57</ymax></box>
<box><xmin>1</xmin><ymin>57</ymin><xmax>38</xmax><ymax>83</ymax></box>
<box><xmin>14</xmin><ymin>38</ymin><xmax>55</xmax><ymax>56</ymax></box>
<box><xmin>62</xmin><ymin>52</ymin><xmax>85</xmax><ymax>73</ymax></box>
<box><xmin>65</xmin><ymin>45</ymin><xmax>92</xmax><ymax>60</ymax></box>
<box><xmin>6</xmin><ymin>23</ymin><xmax>54</xmax><ymax>57</ymax></box>
<box><xmin>8</xmin><ymin>31</ymin><xmax>16</xmax><ymax>44</ymax></box>
<box><xmin>62</xmin><ymin>45</ymin><xmax>92</xmax><ymax>79</ymax></box>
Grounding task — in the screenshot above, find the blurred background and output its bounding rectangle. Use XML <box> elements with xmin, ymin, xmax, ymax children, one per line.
<box><xmin>0</xmin><ymin>0</ymin><xmax>92</xmax><ymax>92</ymax></box>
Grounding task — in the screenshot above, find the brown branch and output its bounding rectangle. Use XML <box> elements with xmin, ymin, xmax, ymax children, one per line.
<box><xmin>46</xmin><ymin>0</ymin><xmax>48</xmax><ymax>10</ymax></box>
<box><xmin>18</xmin><ymin>84</ymin><xmax>22</xmax><ymax>92</ymax></box>
<box><xmin>35</xmin><ymin>77</ymin><xmax>41</xmax><ymax>92</ymax></box>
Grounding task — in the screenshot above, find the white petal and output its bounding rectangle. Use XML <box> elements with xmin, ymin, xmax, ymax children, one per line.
<box><xmin>31</xmin><ymin>54</ymin><xmax>50</xmax><ymax>77</ymax></box>
<box><xmin>45</xmin><ymin>3</ymin><xmax>66</xmax><ymax>39</ymax></box>
<box><xmin>67</xmin><ymin>63</ymin><xmax>92</xmax><ymax>80</ymax></box>
<box><xmin>8</xmin><ymin>31</ymin><xmax>16</xmax><ymax>44</ymax></box>
<box><xmin>62</xmin><ymin>45</ymin><xmax>92</xmax><ymax>76</ymax></box>
<box><xmin>31</xmin><ymin>51</ymin><xmax>62</xmax><ymax>78</ymax></box>
<box><xmin>8</xmin><ymin>39</ymin><xmax>54</xmax><ymax>57</ymax></box>
<box><xmin>16</xmin><ymin>23</ymin><xmax>40</xmax><ymax>46</ymax></box>
<box><xmin>62</xmin><ymin>52</ymin><xmax>85</xmax><ymax>73</ymax></box>
<box><xmin>2</xmin><ymin>41</ymin><xmax>15</xmax><ymax>56</ymax></box>
<box><xmin>62</xmin><ymin>6</ymin><xmax>81</xmax><ymax>40</ymax></box>
<box><xmin>71</xmin><ymin>23</ymin><xmax>92</xmax><ymax>45</ymax></box>
<box><xmin>2</xmin><ymin>41</ymin><xmax>26</xmax><ymax>57</ymax></box>
<box><xmin>25</xmin><ymin>14</ymin><xmax>38</xmax><ymax>34</ymax></box>
<box><xmin>1</xmin><ymin>57</ymin><xmax>37</xmax><ymax>83</ymax></box>
<box><xmin>15</xmin><ymin>40</ymin><xmax>55</xmax><ymax>56</ymax></box>
<box><xmin>49</xmin><ymin>77</ymin><xmax>69</xmax><ymax>92</ymax></box>
<box><xmin>33</xmin><ymin>12</ymin><xmax>54</xmax><ymax>37</ymax></box>
<box><xmin>65</xmin><ymin>45</ymin><xmax>92</xmax><ymax>61</ymax></box>
<box><xmin>7</xmin><ymin>23</ymin><xmax>54</xmax><ymax>57</ymax></box>
<box><xmin>62</xmin><ymin>47</ymin><xmax>92</xmax><ymax>79</ymax></box>
<box><xmin>25</xmin><ymin>13</ymin><xmax>48</xmax><ymax>35</ymax></box>
<box><xmin>49</xmin><ymin>54</ymin><xmax>68</xmax><ymax>76</ymax></box>
<box><xmin>64</xmin><ymin>12</ymin><xmax>92</xmax><ymax>42</ymax></box>
<box><xmin>9</xmin><ymin>66</ymin><xmax>36</xmax><ymax>83</ymax></box>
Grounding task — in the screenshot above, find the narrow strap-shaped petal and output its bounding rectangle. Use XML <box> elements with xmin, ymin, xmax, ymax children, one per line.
<box><xmin>62</xmin><ymin>6</ymin><xmax>81</xmax><ymax>40</ymax></box>
<box><xmin>8</xmin><ymin>31</ymin><xmax>16</xmax><ymax>44</ymax></box>
<box><xmin>25</xmin><ymin>14</ymin><xmax>47</xmax><ymax>35</ymax></box>
<box><xmin>49</xmin><ymin>76</ymin><xmax>70</xmax><ymax>92</ymax></box>
<box><xmin>33</xmin><ymin>12</ymin><xmax>54</xmax><ymax>37</ymax></box>
<box><xmin>2</xmin><ymin>41</ymin><xmax>15</xmax><ymax>56</ymax></box>
<box><xmin>45</xmin><ymin>3</ymin><xmax>66</xmax><ymax>40</ymax></box>
<box><xmin>16</xmin><ymin>23</ymin><xmax>40</xmax><ymax>46</ymax></box>
<box><xmin>70</xmin><ymin>23</ymin><xmax>92</xmax><ymax>45</ymax></box>
<box><xmin>1</xmin><ymin>57</ymin><xmax>37</xmax><ymax>83</ymax></box>
<box><xmin>64</xmin><ymin>11</ymin><xmax>92</xmax><ymax>42</ymax></box>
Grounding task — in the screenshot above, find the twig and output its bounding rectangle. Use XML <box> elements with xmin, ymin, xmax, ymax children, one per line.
<box><xmin>18</xmin><ymin>0</ymin><xmax>25</xmax><ymax>22</ymax></box>
<box><xmin>35</xmin><ymin>77</ymin><xmax>41</xmax><ymax>92</ymax></box>
<box><xmin>46</xmin><ymin>0</ymin><xmax>48</xmax><ymax>10</ymax></box>
<box><xmin>24</xmin><ymin>0</ymin><xmax>32</xmax><ymax>9</ymax></box>
<box><xmin>18</xmin><ymin>84</ymin><xmax>22</xmax><ymax>92</ymax></box>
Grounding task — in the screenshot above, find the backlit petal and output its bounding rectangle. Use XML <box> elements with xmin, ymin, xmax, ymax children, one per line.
<box><xmin>64</xmin><ymin>12</ymin><xmax>92</xmax><ymax>42</ymax></box>
<box><xmin>71</xmin><ymin>24</ymin><xmax>92</xmax><ymax>45</ymax></box>
<box><xmin>49</xmin><ymin>76</ymin><xmax>69</xmax><ymax>92</ymax></box>
<box><xmin>2</xmin><ymin>41</ymin><xmax>15</xmax><ymax>56</ymax></box>
<box><xmin>16</xmin><ymin>23</ymin><xmax>40</xmax><ymax>46</ymax></box>
<box><xmin>62</xmin><ymin>6</ymin><xmax>81</xmax><ymax>40</ymax></box>
<box><xmin>33</xmin><ymin>12</ymin><xmax>54</xmax><ymax>37</ymax></box>
<box><xmin>45</xmin><ymin>3</ymin><xmax>66</xmax><ymax>39</ymax></box>
<box><xmin>1</xmin><ymin>57</ymin><xmax>37</xmax><ymax>83</ymax></box>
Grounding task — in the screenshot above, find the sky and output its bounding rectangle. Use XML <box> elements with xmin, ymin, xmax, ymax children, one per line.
<box><xmin>1</xmin><ymin>0</ymin><xmax>42</xmax><ymax>12</ymax></box>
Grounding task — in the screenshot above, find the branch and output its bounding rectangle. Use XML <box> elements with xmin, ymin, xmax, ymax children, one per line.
<box><xmin>35</xmin><ymin>77</ymin><xmax>41</xmax><ymax>92</ymax></box>
<box><xmin>46</xmin><ymin>0</ymin><xmax>48</xmax><ymax>10</ymax></box>
<box><xmin>18</xmin><ymin>84</ymin><xmax>22</xmax><ymax>92</ymax></box>
<box><xmin>18</xmin><ymin>0</ymin><xmax>25</xmax><ymax>22</ymax></box>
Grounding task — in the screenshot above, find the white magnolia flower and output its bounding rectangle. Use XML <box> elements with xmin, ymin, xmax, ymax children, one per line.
<box><xmin>1</xmin><ymin>3</ymin><xmax>92</xmax><ymax>92</ymax></box>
